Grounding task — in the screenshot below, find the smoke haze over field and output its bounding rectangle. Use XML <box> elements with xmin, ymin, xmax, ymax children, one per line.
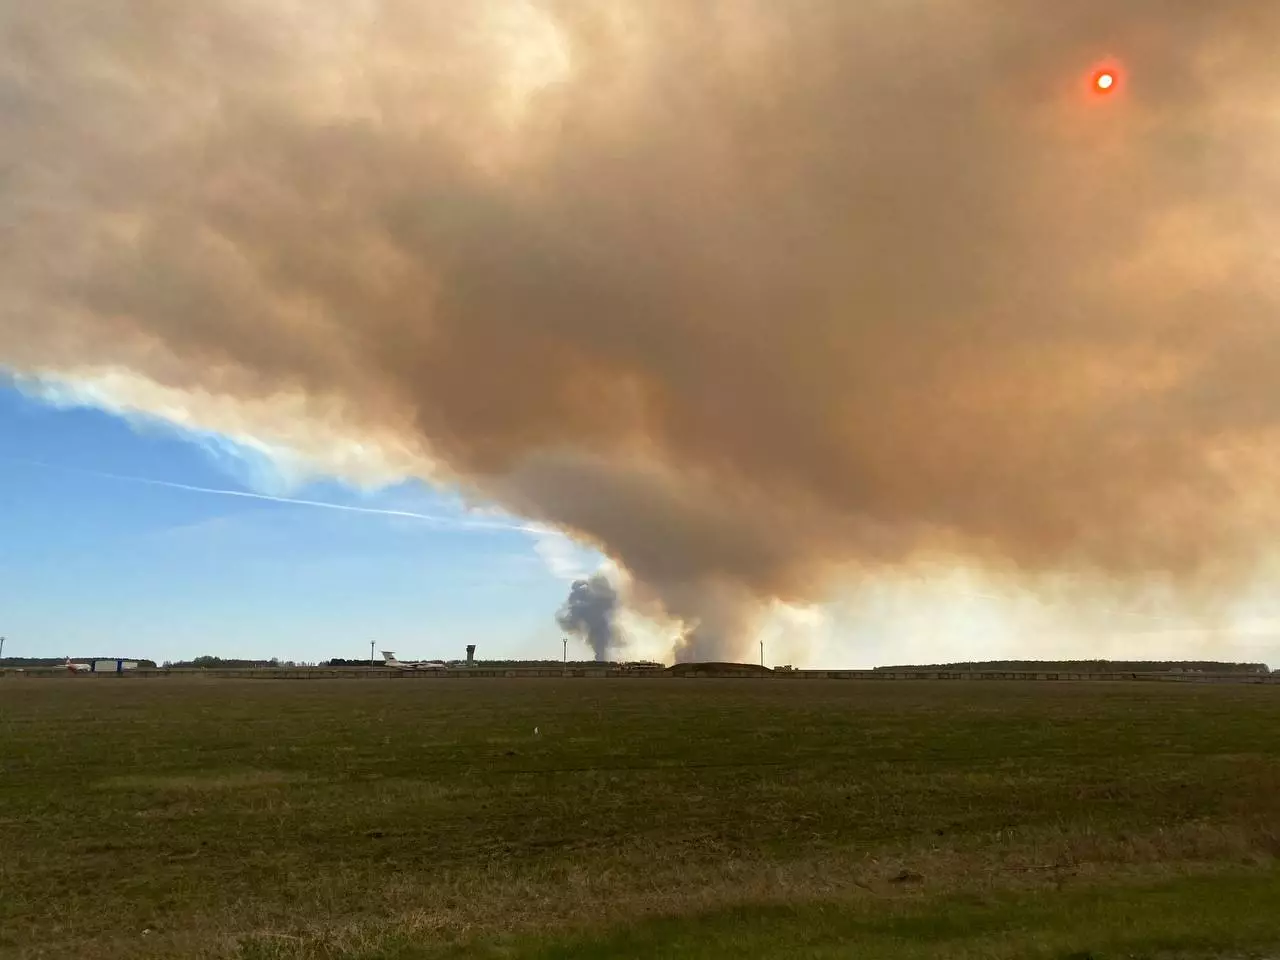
<box><xmin>2</xmin><ymin>1</ymin><xmax>1279</xmax><ymax>660</ymax></box>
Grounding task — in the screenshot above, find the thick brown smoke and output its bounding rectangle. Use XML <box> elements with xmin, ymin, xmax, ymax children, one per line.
<box><xmin>2</xmin><ymin>1</ymin><xmax>1279</xmax><ymax>659</ymax></box>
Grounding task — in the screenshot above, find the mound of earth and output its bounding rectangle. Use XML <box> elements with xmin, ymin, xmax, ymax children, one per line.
<box><xmin>667</xmin><ymin>661</ymin><xmax>773</xmax><ymax>677</ymax></box>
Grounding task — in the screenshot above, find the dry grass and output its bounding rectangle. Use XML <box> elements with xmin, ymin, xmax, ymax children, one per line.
<box><xmin>1</xmin><ymin>677</ymin><xmax>1278</xmax><ymax>958</ymax></box>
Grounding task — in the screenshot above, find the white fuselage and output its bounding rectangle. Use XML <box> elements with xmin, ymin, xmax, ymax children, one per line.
<box><xmin>381</xmin><ymin>651</ymin><xmax>448</xmax><ymax>671</ymax></box>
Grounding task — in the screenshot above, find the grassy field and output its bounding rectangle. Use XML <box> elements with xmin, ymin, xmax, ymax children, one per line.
<box><xmin>1</xmin><ymin>678</ymin><xmax>1278</xmax><ymax>959</ymax></box>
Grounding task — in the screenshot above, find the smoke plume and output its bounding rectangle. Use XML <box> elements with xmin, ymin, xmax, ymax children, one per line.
<box><xmin>557</xmin><ymin>575</ymin><xmax>623</xmax><ymax>662</ymax></box>
<box><xmin>2</xmin><ymin>1</ymin><xmax>1279</xmax><ymax>659</ymax></box>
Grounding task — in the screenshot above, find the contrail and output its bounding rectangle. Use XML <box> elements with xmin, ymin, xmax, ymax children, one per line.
<box><xmin>2</xmin><ymin>457</ymin><xmax>536</xmax><ymax>533</ymax></box>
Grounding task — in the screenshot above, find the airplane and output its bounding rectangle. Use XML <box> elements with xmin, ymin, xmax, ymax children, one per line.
<box><xmin>64</xmin><ymin>657</ymin><xmax>92</xmax><ymax>673</ymax></box>
<box><xmin>381</xmin><ymin>651</ymin><xmax>448</xmax><ymax>671</ymax></box>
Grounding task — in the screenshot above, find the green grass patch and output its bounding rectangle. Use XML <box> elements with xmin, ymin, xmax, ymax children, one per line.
<box><xmin>515</xmin><ymin>871</ymin><xmax>1280</xmax><ymax>960</ymax></box>
<box><xmin>235</xmin><ymin>871</ymin><xmax>1280</xmax><ymax>959</ymax></box>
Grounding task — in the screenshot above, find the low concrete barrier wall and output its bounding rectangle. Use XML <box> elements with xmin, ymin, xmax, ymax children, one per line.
<box><xmin>8</xmin><ymin>667</ymin><xmax>1277</xmax><ymax>683</ymax></box>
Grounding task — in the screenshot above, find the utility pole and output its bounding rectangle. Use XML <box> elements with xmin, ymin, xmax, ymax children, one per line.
<box><xmin>369</xmin><ymin>640</ymin><xmax>375</xmax><ymax>670</ymax></box>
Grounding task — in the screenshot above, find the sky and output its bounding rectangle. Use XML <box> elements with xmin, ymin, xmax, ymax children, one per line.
<box><xmin>0</xmin><ymin>378</ymin><xmax>602</xmax><ymax>664</ymax></box>
<box><xmin>4</xmin><ymin>374</ymin><xmax>1279</xmax><ymax>668</ymax></box>
<box><xmin>2</xmin><ymin>2</ymin><xmax>1279</xmax><ymax>669</ymax></box>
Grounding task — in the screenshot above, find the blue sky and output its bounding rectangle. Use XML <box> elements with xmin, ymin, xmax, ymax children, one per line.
<box><xmin>0</xmin><ymin>379</ymin><xmax>598</xmax><ymax>664</ymax></box>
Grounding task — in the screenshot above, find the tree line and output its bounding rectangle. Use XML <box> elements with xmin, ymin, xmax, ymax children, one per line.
<box><xmin>163</xmin><ymin>656</ymin><xmax>305</xmax><ymax>669</ymax></box>
<box><xmin>873</xmin><ymin>660</ymin><xmax>1272</xmax><ymax>674</ymax></box>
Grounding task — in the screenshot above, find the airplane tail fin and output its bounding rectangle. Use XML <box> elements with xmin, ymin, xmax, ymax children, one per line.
<box><xmin>381</xmin><ymin>651</ymin><xmax>398</xmax><ymax>663</ymax></box>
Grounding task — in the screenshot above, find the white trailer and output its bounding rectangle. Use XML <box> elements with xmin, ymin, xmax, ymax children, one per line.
<box><xmin>90</xmin><ymin>659</ymin><xmax>138</xmax><ymax>674</ymax></box>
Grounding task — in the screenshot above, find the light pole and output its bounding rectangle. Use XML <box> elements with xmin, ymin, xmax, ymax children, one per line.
<box><xmin>759</xmin><ymin>640</ymin><xmax>764</xmax><ymax>668</ymax></box>
<box><xmin>369</xmin><ymin>640</ymin><xmax>375</xmax><ymax>670</ymax></box>
<box><xmin>562</xmin><ymin>638</ymin><xmax>568</xmax><ymax>664</ymax></box>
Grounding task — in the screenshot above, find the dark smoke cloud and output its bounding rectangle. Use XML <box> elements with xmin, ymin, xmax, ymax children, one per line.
<box><xmin>2</xmin><ymin>1</ymin><xmax>1279</xmax><ymax>659</ymax></box>
<box><xmin>557</xmin><ymin>574</ymin><xmax>623</xmax><ymax>662</ymax></box>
